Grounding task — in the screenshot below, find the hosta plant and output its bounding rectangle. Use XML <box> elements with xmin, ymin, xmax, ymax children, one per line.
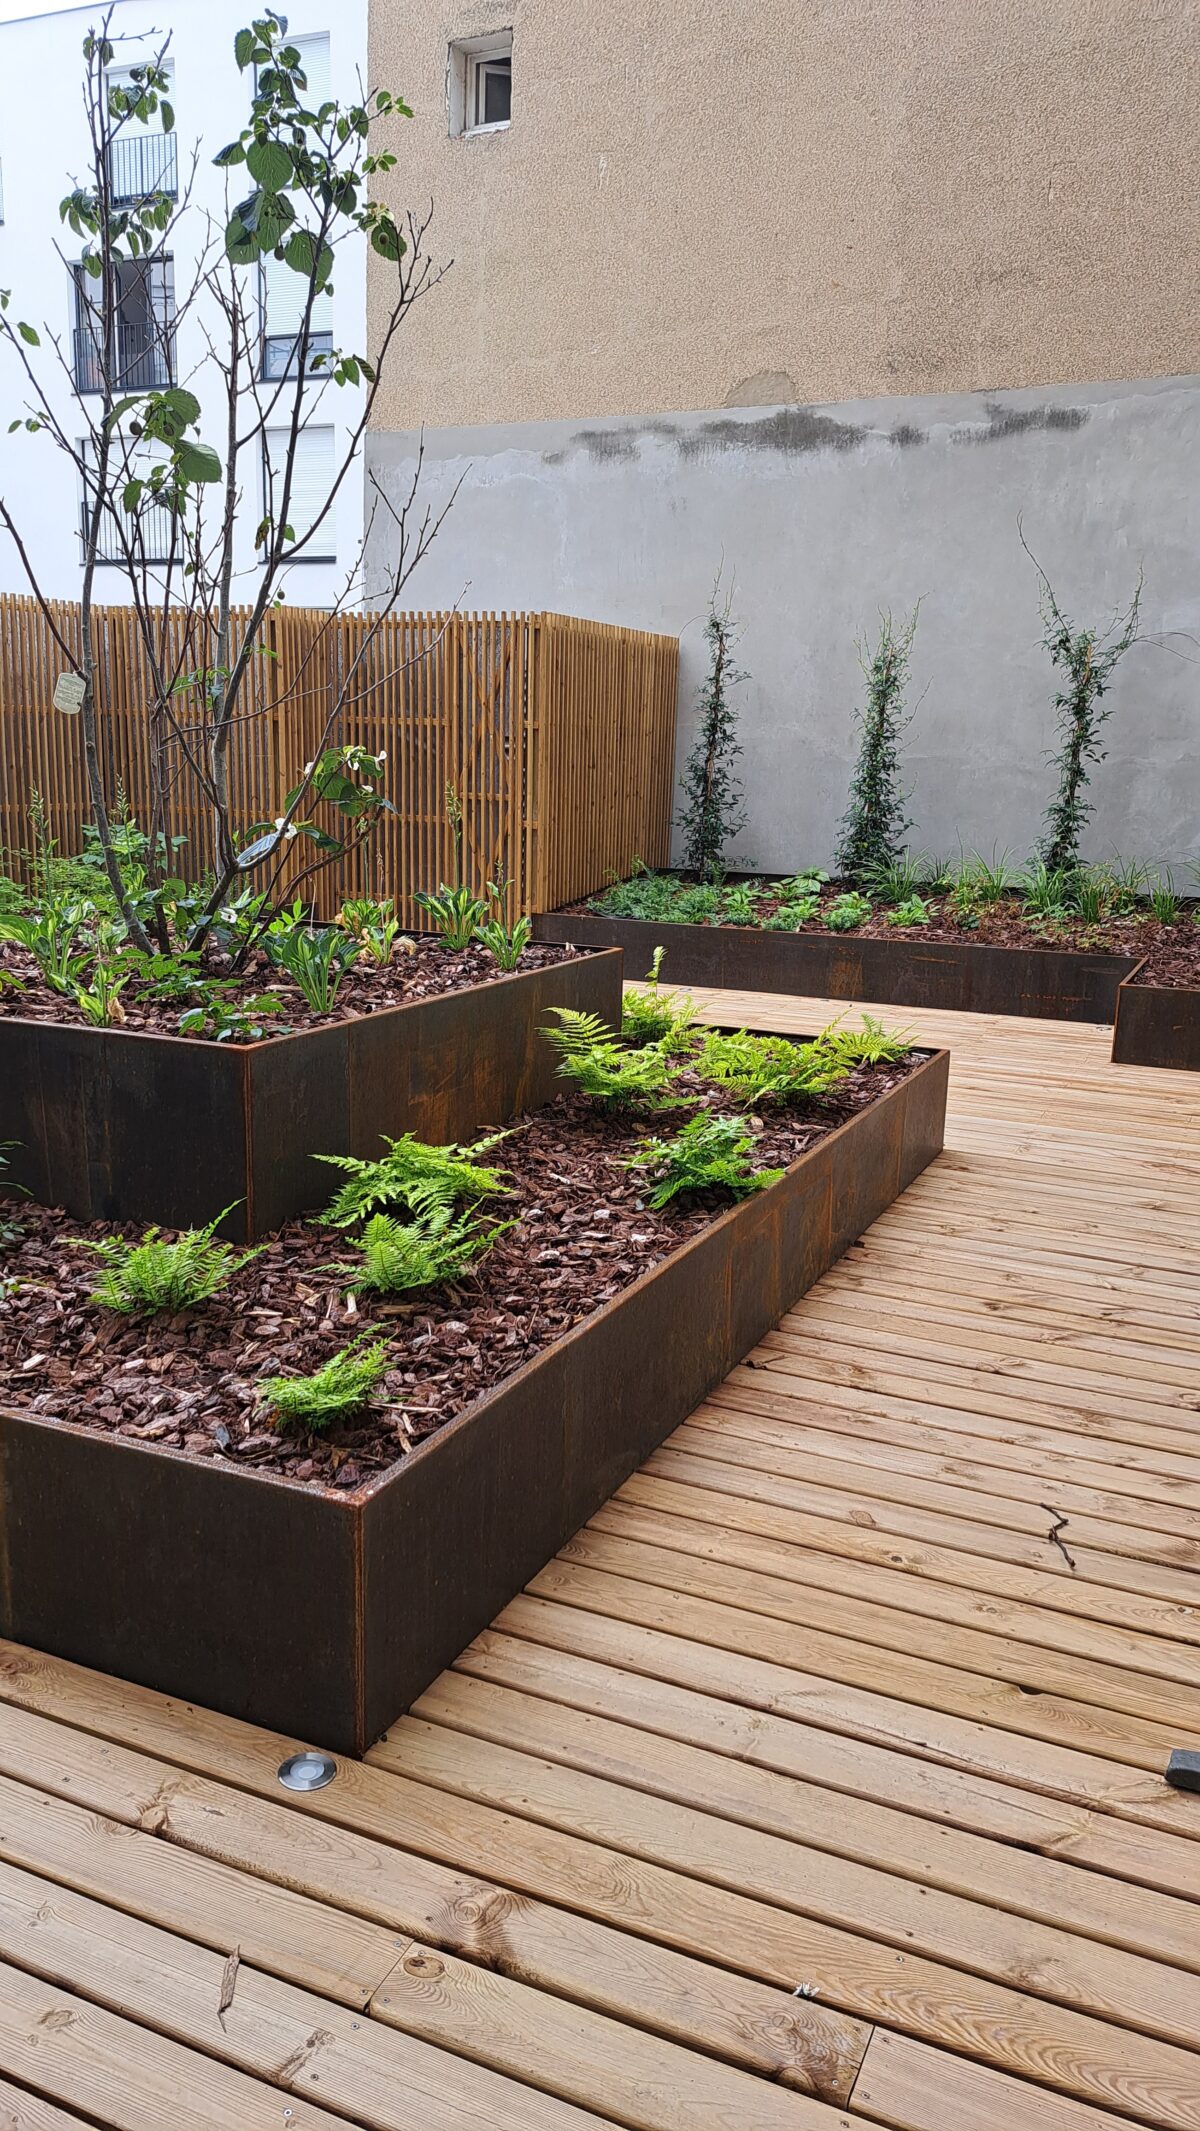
<box><xmin>824</xmin><ymin>891</ymin><xmax>873</xmax><ymax>932</ymax></box>
<box><xmin>414</xmin><ymin>880</ymin><xmax>488</xmax><ymax>950</ymax></box>
<box><xmin>75</xmin><ymin>1206</ymin><xmax>261</xmax><ymax>1313</ymax></box>
<box><xmin>542</xmin><ymin>1007</ymin><xmax>684</xmax><ymax>1110</ymax></box>
<box><xmin>260</xmin><ymin>1335</ymin><xmax>391</xmax><ymax>1432</ymax></box>
<box><xmin>625</xmin><ymin>1112</ymin><xmax>784</xmax><ymax>1210</ymax></box>
<box><xmin>316</xmin><ymin>1132</ymin><xmax>511</xmax><ymax>1228</ymax></box>
<box><xmin>267</xmin><ymin>924</ymin><xmax>358</xmax><ymax>1012</ymax></box>
<box><xmin>885</xmin><ymin>895</ymin><xmax>929</xmax><ymax>927</ymax></box>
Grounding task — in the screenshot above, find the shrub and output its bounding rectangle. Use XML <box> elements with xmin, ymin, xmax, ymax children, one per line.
<box><xmin>260</xmin><ymin>1336</ymin><xmax>391</xmax><ymax>1432</ymax></box>
<box><xmin>836</xmin><ymin>609</ymin><xmax>919</xmax><ymax>886</ymax></box>
<box><xmin>1021</xmin><ymin>528</ymin><xmax>1142</xmax><ymax>874</ymax></box>
<box><xmin>316</xmin><ymin>1132</ymin><xmax>510</xmax><ymax>1229</ymax></box>
<box><xmin>75</xmin><ymin>1207</ymin><xmax>261</xmax><ymax>1313</ymax></box>
<box><xmin>542</xmin><ymin>1007</ymin><xmax>682</xmax><ymax>1109</ymax></box>
<box><xmin>676</xmin><ymin>588</ymin><xmax>748</xmax><ymax>883</ymax></box>
<box><xmin>824</xmin><ymin>891</ymin><xmax>873</xmax><ymax>932</ymax></box>
<box><xmin>625</xmin><ymin>1112</ymin><xmax>784</xmax><ymax>1209</ymax></box>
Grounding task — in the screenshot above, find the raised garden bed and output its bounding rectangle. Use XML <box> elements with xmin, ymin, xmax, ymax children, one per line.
<box><xmin>534</xmin><ymin>911</ymin><xmax>1140</xmax><ymax>1024</ymax></box>
<box><xmin>1</xmin><ymin>945</ymin><xmax>623</xmax><ymax>1239</ymax></box>
<box><xmin>1112</xmin><ymin>965</ymin><xmax>1200</xmax><ymax>1071</ymax></box>
<box><xmin>0</xmin><ymin>1039</ymin><xmax>948</xmax><ymax>1752</ymax></box>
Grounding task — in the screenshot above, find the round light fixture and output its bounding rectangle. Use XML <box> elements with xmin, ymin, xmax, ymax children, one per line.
<box><xmin>277</xmin><ymin>1750</ymin><xmax>338</xmax><ymax>1792</ymax></box>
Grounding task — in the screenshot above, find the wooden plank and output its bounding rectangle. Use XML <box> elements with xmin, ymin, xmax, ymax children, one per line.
<box><xmin>0</xmin><ymin>1674</ymin><xmax>865</xmax><ymax>2107</ymax></box>
<box><xmin>455</xmin><ymin>1627</ymin><xmax>1200</xmax><ymax>1902</ymax></box>
<box><xmin>851</xmin><ymin>2027</ymin><xmax>1153</xmax><ymax>2131</ymax></box>
<box><xmin>0</xmin><ymin>1864</ymin><xmax>618</xmax><ymax>2131</ymax></box>
<box><xmin>0</xmin><ymin>2075</ymin><xmax>95</xmax><ymax>2131</ymax></box>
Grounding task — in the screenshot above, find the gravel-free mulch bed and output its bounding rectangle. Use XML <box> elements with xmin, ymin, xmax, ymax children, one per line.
<box><xmin>569</xmin><ymin>886</ymin><xmax>1200</xmax><ymax>987</ymax></box>
<box><xmin>0</xmin><ymin>1052</ymin><xmax>921</xmax><ymax>1491</ymax></box>
<box><xmin>0</xmin><ymin>935</ymin><xmax>581</xmax><ymax>1038</ymax></box>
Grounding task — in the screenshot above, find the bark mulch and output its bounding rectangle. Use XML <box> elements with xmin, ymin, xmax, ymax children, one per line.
<box><xmin>0</xmin><ymin>936</ymin><xmax>581</xmax><ymax>1039</ymax></box>
<box><xmin>0</xmin><ymin>1051</ymin><xmax>921</xmax><ymax>1493</ymax></box>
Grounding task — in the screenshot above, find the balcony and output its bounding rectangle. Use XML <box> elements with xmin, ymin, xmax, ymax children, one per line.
<box><xmin>81</xmin><ymin>488</ymin><xmax>178</xmax><ymax>566</ymax></box>
<box><xmin>107</xmin><ymin>129</ymin><xmax>178</xmax><ymax>208</ymax></box>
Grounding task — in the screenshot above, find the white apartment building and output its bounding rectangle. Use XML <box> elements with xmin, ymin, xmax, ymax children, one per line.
<box><xmin>0</xmin><ymin>0</ymin><xmax>367</xmax><ymax>605</ymax></box>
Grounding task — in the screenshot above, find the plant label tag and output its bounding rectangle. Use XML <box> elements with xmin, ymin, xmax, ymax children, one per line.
<box><xmin>53</xmin><ymin>671</ymin><xmax>86</xmax><ymax>715</ymax></box>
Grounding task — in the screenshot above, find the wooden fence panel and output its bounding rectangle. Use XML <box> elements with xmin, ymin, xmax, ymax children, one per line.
<box><xmin>0</xmin><ymin>594</ymin><xmax>678</xmax><ymax>919</ymax></box>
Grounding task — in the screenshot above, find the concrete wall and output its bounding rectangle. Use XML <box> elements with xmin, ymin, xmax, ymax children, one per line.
<box><xmin>365</xmin><ymin>374</ymin><xmax>1200</xmax><ymax>873</ymax></box>
<box><xmin>368</xmin><ymin>0</ymin><xmax>1200</xmax><ymax>430</ymax></box>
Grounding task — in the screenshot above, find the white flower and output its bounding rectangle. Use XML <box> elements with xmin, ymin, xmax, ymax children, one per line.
<box><xmin>273</xmin><ymin>815</ymin><xmax>285</xmax><ymax>830</ymax></box>
<box><xmin>377</xmin><ymin>750</ymin><xmax>387</xmax><ymax>762</ymax></box>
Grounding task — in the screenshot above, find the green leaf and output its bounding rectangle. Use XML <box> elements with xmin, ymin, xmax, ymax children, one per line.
<box><xmin>6</xmin><ymin>420</ymin><xmax>19</xmax><ymax>433</ymax></box>
<box><xmin>369</xmin><ymin>220</ymin><xmax>403</xmax><ymax>263</ymax></box>
<box><xmin>121</xmin><ymin>477</ymin><xmax>144</xmax><ymax>512</ymax></box>
<box><xmin>162</xmin><ymin>386</ymin><xmax>202</xmax><ymax>426</ymax></box>
<box><xmin>282</xmin><ymin>229</ymin><xmax>333</xmax><ymax>286</ymax></box>
<box><xmin>247</xmin><ymin>138</ymin><xmax>293</xmax><ymax>192</ymax></box>
<box><xmin>175</xmin><ymin>439</ymin><xmax>222</xmax><ymax>484</ymax></box>
<box><xmin>234</xmin><ymin>27</ymin><xmax>256</xmax><ymax>70</ymax></box>
<box><xmin>17</xmin><ymin>321</ymin><xmax>40</xmax><ymax>346</ymax></box>
<box><xmin>161</xmin><ymin>99</ymin><xmax>174</xmax><ymax>132</ymax></box>
<box><xmin>213</xmin><ymin>139</ymin><xmax>247</xmax><ymax>167</ymax></box>
<box><xmin>224</xmin><ymin>207</ymin><xmax>260</xmax><ymax>265</ymax></box>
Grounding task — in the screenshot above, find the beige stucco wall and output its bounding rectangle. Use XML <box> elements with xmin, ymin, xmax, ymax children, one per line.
<box><xmin>367</xmin><ymin>0</ymin><xmax>1200</xmax><ymax>431</ymax></box>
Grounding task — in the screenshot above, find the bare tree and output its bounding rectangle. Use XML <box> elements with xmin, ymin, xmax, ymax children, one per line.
<box><xmin>0</xmin><ymin>9</ymin><xmax>453</xmax><ymax>956</ymax></box>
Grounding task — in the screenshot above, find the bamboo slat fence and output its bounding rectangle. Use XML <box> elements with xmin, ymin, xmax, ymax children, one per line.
<box><xmin>0</xmin><ymin>595</ymin><xmax>679</xmax><ymax>921</ymax></box>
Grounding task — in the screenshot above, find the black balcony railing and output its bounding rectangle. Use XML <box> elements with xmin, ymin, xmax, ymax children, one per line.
<box><xmin>82</xmin><ymin>491</ymin><xmax>178</xmax><ymax>566</ymax></box>
<box><xmin>74</xmin><ymin>320</ymin><xmax>174</xmax><ymax>396</ymax></box>
<box><xmin>261</xmin><ymin>330</ymin><xmax>334</xmax><ymax>381</ymax></box>
<box><xmin>107</xmin><ymin>130</ymin><xmax>178</xmax><ymax>207</ymax></box>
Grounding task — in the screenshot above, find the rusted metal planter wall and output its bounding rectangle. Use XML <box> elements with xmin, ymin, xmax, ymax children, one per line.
<box><xmin>1</xmin><ymin>950</ymin><xmax>623</xmax><ymax>1240</ymax></box>
<box><xmin>0</xmin><ymin>1048</ymin><xmax>948</xmax><ymax>1754</ymax></box>
<box><xmin>533</xmin><ymin>912</ymin><xmax>1140</xmax><ymax>1025</ymax></box>
<box><xmin>1111</xmin><ymin>969</ymin><xmax>1200</xmax><ymax>1070</ymax></box>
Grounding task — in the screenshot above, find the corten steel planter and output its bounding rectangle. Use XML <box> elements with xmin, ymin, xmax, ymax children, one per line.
<box><xmin>532</xmin><ymin>911</ymin><xmax>1141</xmax><ymax>1025</ymax></box>
<box><xmin>0</xmin><ymin>949</ymin><xmax>623</xmax><ymax>1241</ymax></box>
<box><xmin>1111</xmin><ymin>964</ymin><xmax>1200</xmax><ymax>1071</ymax></box>
<box><xmin>0</xmin><ymin>1046</ymin><xmax>948</xmax><ymax>1754</ymax></box>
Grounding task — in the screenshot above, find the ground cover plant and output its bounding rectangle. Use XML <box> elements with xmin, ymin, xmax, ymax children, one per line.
<box><xmin>0</xmin><ymin>991</ymin><xmax>925</xmax><ymax>1483</ymax></box>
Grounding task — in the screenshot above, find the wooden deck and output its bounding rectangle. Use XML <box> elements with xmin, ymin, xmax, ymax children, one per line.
<box><xmin>1</xmin><ymin>988</ymin><xmax>1198</xmax><ymax>2131</ymax></box>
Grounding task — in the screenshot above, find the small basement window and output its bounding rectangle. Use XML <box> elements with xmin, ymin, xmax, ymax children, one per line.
<box><xmin>449</xmin><ymin>31</ymin><xmax>512</xmax><ymax>135</ymax></box>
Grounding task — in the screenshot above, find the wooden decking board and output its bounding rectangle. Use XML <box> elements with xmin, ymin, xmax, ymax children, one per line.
<box><xmin>3</xmin><ymin>987</ymin><xmax>1197</xmax><ymax>2131</ymax></box>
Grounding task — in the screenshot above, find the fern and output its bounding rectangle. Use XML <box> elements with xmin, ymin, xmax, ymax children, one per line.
<box><xmin>820</xmin><ymin>1014</ymin><xmax>911</xmax><ymax>1068</ymax></box>
<box><xmin>697</xmin><ymin>1028</ymin><xmax>850</xmax><ymax>1106</ymax></box>
<box><xmin>542</xmin><ymin>1006</ymin><xmax>682</xmax><ymax>1110</ymax></box>
<box><xmin>75</xmin><ymin>1206</ymin><xmax>261</xmax><ymax>1314</ymax></box>
<box><xmin>316</xmin><ymin>1132</ymin><xmax>511</xmax><ymax>1229</ymax></box>
<box><xmin>626</xmin><ymin>1112</ymin><xmax>785</xmax><ymax>1210</ymax></box>
<box><xmin>260</xmin><ymin>1335</ymin><xmax>390</xmax><ymax>1431</ymax></box>
<box><xmin>620</xmin><ymin>947</ymin><xmax>696</xmax><ymax>1051</ymax></box>
<box><xmin>327</xmin><ymin>1202</ymin><xmax>512</xmax><ymax>1295</ymax></box>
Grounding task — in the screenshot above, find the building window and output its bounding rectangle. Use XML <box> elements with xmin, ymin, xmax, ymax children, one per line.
<box><xmin>80</xmin><ymin>440</ymin><xmax>175</xmax><ymax>565</ymax></box>
<box><xmin>106</xmin><ymin>66</ymin><xmax>178</xmax><ymax>206</ymax></box>
<box><xmin>73</xmin><ymin>257</ymin><xmax>175</xmax><ymax>396</ymax></box>
<box><xmin>261</xmin><ymin>425</ymin><xmax>336</xmax><ymax>561</ymax></box>
<box><xmin>260</xmin><ymin>35</ymin><xmax>333</xmax><ymax>378</ymax></box>
<box><xmin>449</xmin><ymin>32</ymin><xmax>512</xmax><ymax>135</ymax></box>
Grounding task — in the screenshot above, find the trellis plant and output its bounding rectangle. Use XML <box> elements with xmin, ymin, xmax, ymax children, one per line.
<box><xmin>676</xmin><ymin>583</ymin><xmax>748</xmax><ymax>883</ymax></box>
<box><xmin>836</xmin><ymin>608</ymin><xmax>919</xmax><ymax>887</ymax></box>
<box><xmin>0</xmin><ymin>10</ymin><xmax>455</xmax><ymax>959</ymax></box>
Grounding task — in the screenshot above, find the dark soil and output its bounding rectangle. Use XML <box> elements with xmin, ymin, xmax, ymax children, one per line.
<box><xmin>0</xmin><ymin>1050</ymin><xmax>924</xmax><ymax>1492</ymax></box>
<box><xmin>568</xmin><ymin>883</ymin><xmax>1200</xmax><ymax>988</ymax></box>
<box><xmin>0</xmin><ymin>935</ymin><xmax>581</xmax><ymax>1039</ymax></box>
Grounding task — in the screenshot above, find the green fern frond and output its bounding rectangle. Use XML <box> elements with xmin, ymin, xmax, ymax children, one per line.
<box><xmin>315</xmin><ymin>1132</ymin><xmax>511</xmax><ymax>1229</ymax></box>
<box><xmin>625</xmin><ymin>1112</ymin><xmax>784</xmax><ymax>1210</ymax></box>
<box><xmin>259</xmin><ymin>1335</ymin><xmax>390</xmax><ymax>1431</ymax></box>
<box><xmin>74</xmin><ymin>1205</ymin><xmax>262</xmax><ymax>1314</ymax></box>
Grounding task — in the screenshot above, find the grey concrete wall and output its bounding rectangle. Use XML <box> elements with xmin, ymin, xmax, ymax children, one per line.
<box><xmin>365</xmin><ymin>375</ymin><xmax>1200</xmax><ymax>875</ymax></box>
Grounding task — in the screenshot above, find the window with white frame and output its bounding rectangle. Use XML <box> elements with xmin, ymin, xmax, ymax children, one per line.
<box><xmin>448</xmin><ymin>31</ymin><xmax>512</xmax><ymax>135</ymax></box>
<box><xmin>79</xmin><ymin>436</ymin><xmax>175</xmax><ymax>565</ymax></box>
<box><xmin>260</xmin><ymin>34</ymin><xmax>334</xmax><ymax>378</ymax></box>
<box><xmin>105</xmin><ymin>63</ymin><xmax>178</xmax><ymax>205</ymax></box>
<box><xmin>261</xmin><ymin>424</ymin><xmax>336</xmax><ymax>560</ymax></box>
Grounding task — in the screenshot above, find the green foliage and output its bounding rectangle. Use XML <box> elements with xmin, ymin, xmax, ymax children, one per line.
<box><xmin>316</xmin><ymin>1132</ymin><xmax>510</xmax><ymax>1229</ymax></box>
<box><xmin>0</xmin><ymin>894</ymin><xmax>93</xmax><ymax>993</ymax></box>
<box><xmin>621</xmin><ymin>948</ymin><xmax>696</xmax><ymax>1050</ymax></box>
<box><xmin>341</xmin><ymin>895</ymin><xmax>402</xmax><ymax>966</ymax></box>
<box><xmin>886</xmin><ymin>895</ymin><xmax>929</xmax><ymax>927</ymax></box>
<box><xmin>625</xmin><ymin>1112</ymin><xmax>784</xmax><ymax>1210</ymax></box>
<box><xmin>1150</xmin><ymin>879</ymin><xmax>1180</xmax><ymax>925</ymax></box>
<box><xmin>822</xmin><ymin>1014</ymin><xmax>911</xmax><ymax>1068</ymax></box>
<box><xmin>696</xmin><ymin>1028</ymin><xmax>849</xmax><ymax>1106</ymax></box>
<box><xmin>327</xmin><ymin>1202</ymin><xmax>511</xmax><ymax>1295</ymax></box>
<box><xmin>824</xmin><ymin>891</ymin><xmax>873</xmax><ymax>932</ymax></box>
<box><xmin>1096</xmin><ymin>856</ymin><xmax>1153</xmax><ymax>914</ymax></box>
<box><xmin>588</xmin><ymin>862</ymin><xmax>679</xmax><ymax>922</ymax></box>
<box><xmin>542</xmin><ymin>1007</ymin><xmax>682</xmax><ymax>1110</ymax></box>
<box><xmin>76</xmin><ymin>1207</ymin><xmax>261</xmax><ymax>1313</ymax></box>
<box><xmin>177</xmin><ymin>991</ymin><xmax>285</xmax><ymax>1042</ymax></box>
<box><xmin>672</xmin><ymin>884</ymin><xmax>723</xmax><ymax>926</ymax></box>
<box><xmin>475</xmin><ymin>912</ymin><xmax>532</xmax><ymax>970</ymax></box>
<box><xmin>676</xmin><ymin>590</ymin><xmax>747</xmax><ymax>883</ymax></box>
<box><xmin>761</xmin><ymin>896</ymin><xmax>820</xmax><ymax>931</ymax></box>
<box><xmin>836</xmin><ymin>609</ymin><xmax>919</xmax><ymax>886</ymax></box>
<box><xmin>860</xmin><ymin>852</ymin><xmax>930</xmax><ymax>903</ymax></box>
<box><xmin>414</xmin><ymin>881</ymin><xmax>487</xmax><ymax>950</ymax></box>
<box><xmin>267</xmin><ymin>923</ymin><xmax>357</xmax><ymax>1011</ymax></box>
<box><xmin>259</xmin><ymin>1335</ymin><xmax>391</xmax><ymax>1432</ymax></box>
<box><xmin>719</xmin><ymin>882</ymin><xmax>762</xmax><ymax>926</ymax></box>
<box><xmin>1021</xmin><ymin>858</ymin><xmax>1072</xmax><ymax>922</ymax></box>
<box><xmin>955</xmin><ymin>848</ymin><xmax>1017</xmax><ymax>906</ymax></box>
<box><xmin>1021</xmin><ymin>530</ymin><xmax>1142</xmax><ymax>873</ymax></box>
